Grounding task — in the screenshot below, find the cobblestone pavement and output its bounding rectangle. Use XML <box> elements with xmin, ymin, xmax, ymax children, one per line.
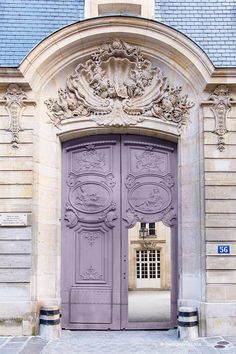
<box><xmin>0</xmin><ymin>330</ymin><xmax>235</xmax><ymax>354</ymax></box>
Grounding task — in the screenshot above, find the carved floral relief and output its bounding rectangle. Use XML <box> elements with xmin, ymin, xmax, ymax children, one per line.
<box><xmin>80</xmin><ymin>266</ymin><xmax>102</xmax><ymax>280</ymax></box>
<box><xmin>2</xmin><ymin>84</ymin><xmax>27</xmax><ymax>148</ymax></box>
<box><xmin>209</xmin><ymin>85</ymin><xmax>234</xmax><ymax>152</ymax></box>
<box><xmin>142</xmin><ymin>241</ymin><xmax>158</xmax><ymax>250</ymax></box>
<box><xmin>74</xmin><ymin>145</ymin><xmax>107</xmax><ymax>172</ymax></box>
<box><xmin>45</xmin><ymin>40</ymin><xmax>194</xmax><ymax>130</ymax></box>
<box><xmin>135</xmin><ymin>148</ymin><xmax>166</xmax><ymax>174</ymax></box>
<box><xmin>81</xmin><ymin>230</ymin><xmax>101</xmax><ymax>247</ymax></box>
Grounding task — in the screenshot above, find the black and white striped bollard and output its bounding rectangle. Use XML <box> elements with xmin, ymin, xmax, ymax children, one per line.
<box><xmin>177</xmin><ymin>307</ymin><xmax>199</xmax><ymax>340</ymax></box>
<box><xmin>39</xmin><ymin>306</ymin><xmax>61</xmax><ymax>340</ymax></box>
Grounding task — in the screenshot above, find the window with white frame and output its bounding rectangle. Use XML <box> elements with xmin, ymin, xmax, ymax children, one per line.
<box><xmin>136</xmin><ymin>249</ymin><xmax>161</xmax><ymax>280</ymax></box>
<box><xmin>140</xmin><ymin>222</ymin><xmax>156</xmax><ymax>237</ymax></box>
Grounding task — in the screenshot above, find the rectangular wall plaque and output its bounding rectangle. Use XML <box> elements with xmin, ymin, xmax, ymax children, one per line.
<box><xmin>0</xmin><ymin>213</ymin><xmax>27</xmax><ymax>227</ymax></box>
<box><xmin>217</xmin><ymin>245</ymin><xmax>230</xmax><ymax>254</ymax></box>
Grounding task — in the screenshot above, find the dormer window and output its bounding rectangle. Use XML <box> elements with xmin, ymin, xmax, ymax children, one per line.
<box><xmin>98</xmin><ymin>3</ymin><xmax>141</xmax><ymax>16</ymax></box>
<box><xmin>85</xmin><ymin>0</ymin><xmax>155</xmax><ymax>19</ymax></box>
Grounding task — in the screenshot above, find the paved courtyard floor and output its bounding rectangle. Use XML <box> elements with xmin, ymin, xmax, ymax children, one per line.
<box><xmin>0</xmin><ymin>330</ymin><xmax>235</xmax><ymax>354</ymax></box>
<box><xmin>128</xmin><ymin>290</ymin><xmax>170</xmax><ymax>322</ymax></box>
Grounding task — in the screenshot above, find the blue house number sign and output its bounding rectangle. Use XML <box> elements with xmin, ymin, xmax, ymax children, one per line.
<box><xmin>218</xmin><ymin>245</ymin><xmax>230</xmax><ymax>254</ymax></box>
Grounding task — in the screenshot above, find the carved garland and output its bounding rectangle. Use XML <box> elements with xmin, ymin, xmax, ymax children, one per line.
<box><xmin>209</xmin><ymin>85</ymin><xmax>234</xmax><ymax>152</ymax></box>
<box><xmin>0</xmin><ymin>84</ymin><xmax>35</xmax><ymax>149</ymax></box>
<box><xmin>45</xmin><ymin>40</ymin><xmax>194</xmax><ymax>130</ymax></box>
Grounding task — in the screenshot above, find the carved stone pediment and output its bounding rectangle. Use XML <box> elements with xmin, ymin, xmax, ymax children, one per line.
<box><xmin>45</xmin><ymin>40</ymin><xmax>194</xmax><ymax>130</ymax></box>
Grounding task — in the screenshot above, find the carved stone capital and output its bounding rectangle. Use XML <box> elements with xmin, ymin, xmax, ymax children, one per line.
<box><xmin>209</xmin><ymin>85</ymin><xmax>234</xmax><ymax>152</ymax></box>
<box><xmin>45</xmin><ymin>40</ymin><xmax>194</xmax><ymax>131</ymax></box>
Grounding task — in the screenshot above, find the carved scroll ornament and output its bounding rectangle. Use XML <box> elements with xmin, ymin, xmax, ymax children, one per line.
<box><xmin>142</xmin><ymin>241</ymin><xmax>158</xmax><ymax>250</ymax></box>
<box><xmin>2</xmin><ymin>84</ymin><xmax>27</xmax><ymax>149</ymax></box>
<box><xmin>0</xmin><ymin>84</ymin><xmax>36</xmax><ymax>148</ymax></box>
<box><xmin>45</xmin><ymin>40</ymin><xmax>194</xmax><ymax>131</ymax></box>
<box><xmin>209</xmin><ymin>85</ymin><xmax>233</xmax><ymax>152</ymax></box>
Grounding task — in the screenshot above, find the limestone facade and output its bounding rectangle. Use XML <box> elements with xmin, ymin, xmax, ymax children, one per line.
<box><xmin>0</xmin><ymin>16</ymin><xmax>235</xmax><ymax>336</ymax></box>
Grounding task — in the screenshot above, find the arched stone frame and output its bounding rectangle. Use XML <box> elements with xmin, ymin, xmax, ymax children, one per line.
<box><xmin>19</xmin><ymin>16</ymin><xmax>214</xmax><ymax>335</ymax></box>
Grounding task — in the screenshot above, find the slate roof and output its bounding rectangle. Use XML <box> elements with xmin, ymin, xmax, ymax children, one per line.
<box><xmin>155</xmin><ymin>0</ymin><xmax>236</xmax><ymax>68</ymax></box>
<box><xmin>0</xmin><ymin>0</ymin><xmax>235</xmax><ymax>67</ymax></box>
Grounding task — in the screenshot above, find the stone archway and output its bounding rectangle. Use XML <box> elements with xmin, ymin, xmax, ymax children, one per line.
<box><xmin>16</xmin><ymin>16</ymin><xmax>212</xmax><ymax>335</ymax></box>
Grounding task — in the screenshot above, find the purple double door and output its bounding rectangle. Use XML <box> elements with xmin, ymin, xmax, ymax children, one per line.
<box><xmin>61</xmin><ymin>135</ymin><xmax>177</xmax><ymax>330</ymax></box>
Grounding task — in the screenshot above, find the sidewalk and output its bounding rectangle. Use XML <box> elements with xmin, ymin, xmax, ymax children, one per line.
<box><xmin>0</xmin><ymin>330</ymin><xmax>235</xmax><ymax>354</ymax></box>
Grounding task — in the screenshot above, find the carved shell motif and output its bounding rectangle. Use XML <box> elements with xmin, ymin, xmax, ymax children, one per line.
<box><xmin>45</xmin><ymin>40</ymin><xmax>194</xmax><ymax>130</ymax></box>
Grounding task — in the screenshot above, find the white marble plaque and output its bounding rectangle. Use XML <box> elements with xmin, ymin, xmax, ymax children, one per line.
<box><xmin>0</xmin><ymin>213</ymin><xmax>27</xmax><ymax>227</ymax></box>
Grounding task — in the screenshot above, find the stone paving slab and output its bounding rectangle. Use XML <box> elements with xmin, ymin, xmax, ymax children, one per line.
<box><xmin>0</xmin><ymin>330</ymin><xmax>235</xmax><ymax>353</ymax></box>
<box><xmin>41</xmin><ymin>330</ymin><xmax>236</xmax><ymax>354</ymax></box>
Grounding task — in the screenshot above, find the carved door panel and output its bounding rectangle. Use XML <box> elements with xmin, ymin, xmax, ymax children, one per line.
<box><xmin>121</xmin><ymin>135</ymin><xmax>177</xmax><ymax>329</ymax></box>
<box><xmin>62</xmin><ymin>135</ymin><xmax>121</xmax><ymax>329</ymax></box>
<box><xmin>62</xmin><ymin>134</ymin><xmax>177</xmax><ymax>330</ymax></box>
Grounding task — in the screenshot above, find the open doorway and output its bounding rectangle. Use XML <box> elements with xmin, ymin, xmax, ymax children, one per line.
<box><xmin>128</xmin><ymin>222</ymin><xmax>171</xmax><ymax>323</ymax></box>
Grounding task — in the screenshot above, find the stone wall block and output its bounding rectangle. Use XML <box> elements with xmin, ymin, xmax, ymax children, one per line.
<box><xmin>0</xmin><ymin>255</ymin><xmax>31</xmax><ymax>268</ymax></box>
<box><xmin>0</xmin><ymin>158</ymin><xmax>33</xmax><ymax>171</ymax></box>
<box><xmin>0</xmin><ymin>227</ymin><xmax>31</xmax><ymax>240</ymax></box>
<box><xmin>206</xmin><ymin>228</ymin><xmax>236</xmax><ymax>241</ymax></box>
<box><xmin>206</xmin><ymin>242</ymin><xmax>236</xmax><ymax>255</ymax></box>
<box><xmin>0</xmin><ymin>240</ymin><xmax>31</xmax><ymax>254</ymax></box>
<box><xmin>0</xmin><ymin>171</ymin><xmax>33</xmax><ymax>185</ymax></box>
<box><xmin>206</xmin><ymin>214</ymin><xmax>236</xmax><ymax>227</ymax></box>
<box><xmin>206</xmin><ymin>317</ymin><xmax>236</xmax><ymax>336</ymax></box>
<box><xmin>206</xmin><ymin>200</ymin><xmax>236</xmax><ymax>213</ymax></box>
<box><xmin>206</xmin><ymin>256</ymin><xmax>236</xmax><ymax>270</ymax></box>
<box><xmin>0</xmin><ymin>144</ymin><xmax>33</xmax><ymax>157</ymax></box>
<box><xmin>205</xmin><ymin>159</ymin><xmax>236</xmax><ymax>172</ymax></box>
<box><xmin>0</xmin><ymin>185</ymin><xmax>32</xmax><ymax>198</ymax></box>
<box><xmin>207</xmin><ymin>270</ymin><xmax>236</xmax><ymax>283</ymax></box>
<box><xmin>0</xmin><ymin>269</ymin><xmax>31</xmax><ymax>283</ymax></box>
<box><xmin>205</xmin><ymin>145</ymin><xmax>236</xmax><ymax>159</ymax></box>
<box><xmin>204</xmin><ymin>131</ymin><xmax>236</xmax><ymax>145</ymax></box>
<box><xmin>0</xmin><ymin>284</ymin><xmax>30</xmax><ymax>300</ymax></box>
<box><xmin>205</xmin><ymin>186</ymin><xmax>236</xmax><ymax>199</ymax></box>
<box><xmin>204</xmin><ymin>118</ymin><xmax>236</xmax><ymax>133</ymax></box>
<box><xmin>205</xmin><ymin>172</ymin><xmax>236</xmax><ymax>186</ymax></box>
<box><xmin>0</xmin><ymin>199</ymin><xmax>32</xmax><ymax>212</ymax></box>
<box><xmin>207</xmin><ymin>284</ymin><xmax>236</xmax><ymax>301</ymax></box>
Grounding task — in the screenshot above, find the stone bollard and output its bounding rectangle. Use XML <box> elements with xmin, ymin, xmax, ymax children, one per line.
<box><xmin>177</xmin><ymin>306</ymin><xmax>199</xmax><ymax>340</ymax></box>
<box><xmin>39</xmin><ymin>306</ymin><xmax>61</xmax><ymax>340</ymax></box>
